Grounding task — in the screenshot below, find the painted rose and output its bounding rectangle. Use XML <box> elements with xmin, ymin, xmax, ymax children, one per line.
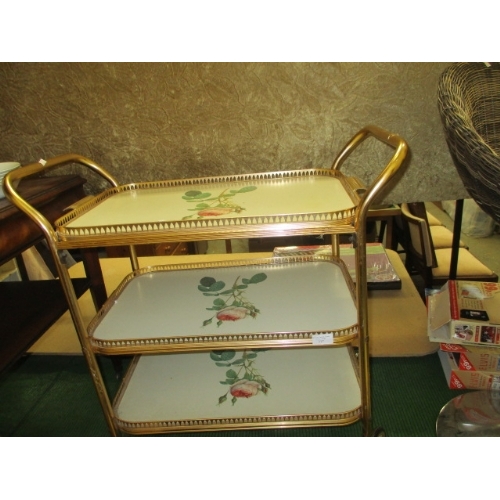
<box><xmin>230</xmin><ymin>380</ymin><xmax>262</xmax><ymax>398</ymax></box>
<box><xmin>197</xmin><ymin>207</ymin><xmax>233</xmax><ymax>217</ymax></box>
<box><xmin>216</xmin><ymin>306</ymin><xmax>248</xmax><ymax>322</ymax></box>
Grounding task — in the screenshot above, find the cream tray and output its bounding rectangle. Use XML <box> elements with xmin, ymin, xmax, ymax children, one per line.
<box><xmin>88</xmin><ymin>255</ymin><xmax>358</xmax><ymax>354</ymax></box>
<box><xmin>114</xmin><ymin>346</ymin><xmax>361</xmax><ymax>434</ymax></box>
<box><xmin>55</xmin><ymin>169</ymin><xmax>362</xmax><ymax>248</ymax></box>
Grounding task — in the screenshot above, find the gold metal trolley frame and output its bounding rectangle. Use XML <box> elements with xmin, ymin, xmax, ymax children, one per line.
<box><xmin>4</xmin><ymin>125</ymin><xmax>408</xmax><ymax>436</ymax></box>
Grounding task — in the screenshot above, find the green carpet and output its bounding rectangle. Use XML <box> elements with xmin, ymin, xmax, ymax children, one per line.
<box><xmin>0</xmin><ymin>353</ymin><xmax>467</xmax><ymax>437</ymax></box>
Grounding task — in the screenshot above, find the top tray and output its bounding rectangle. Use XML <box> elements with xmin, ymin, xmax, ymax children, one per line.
<box><xmin>54</xmin><ymin>169</ymin><xmax>361</xmax><ymax>247</ymax></box>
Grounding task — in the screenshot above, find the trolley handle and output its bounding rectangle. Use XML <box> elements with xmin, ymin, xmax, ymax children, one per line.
<box><xmin>2</xmin><ymin>154</ymin><xmax>119</xmax><ymax>241</ymax></box>
<box><xmin>332</xmin><ymin>125</ymin><xmax>409</xmax><ymax>222</ymax></box>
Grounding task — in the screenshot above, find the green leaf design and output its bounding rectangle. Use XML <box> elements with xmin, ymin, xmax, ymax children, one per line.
<box><xmin>211</xmin><ymin>347</ymin><xmax>270</xmax><ymax>406</ymax></box>
<box><xmin>219</xmin><ymin>350</ymin><xmax>236</xmax><ymax>361</ymax></box>
<box><xmin>183</xmin><ymin>191</ymin><xmax>211</xmax><ymax>200</ymax></box>
<box><xmin>237</xmin><ymin>186</ymin><xmax>257</xmax><ymax>193</ymax></box>
<box><xmin>200</xmin><ymin>277</ymin><xmax>216</xmax><ymax>287</ymax></box>
<box><xmin>198</xmin><ymin>280</ymin><xmax>225</xmax><ymax>293</ymax></box>
<box><xmin>203</xmin><ymin>318</ymin><xmax>213</xmax><ymax>326</ymax></box>
<box><xmin>249</xmin><ymin>273</ymin><xmax>267</xmax><ymax>284</ymax></box>
<box><xmin>209</xmin><ymin>281</ymin><xmax>225</xmax><ymax>292</ymax></box>
<box><xmin>200</xmin><ymin>270</ymin><xmax>266</xmax><ymax>329</ymax></box>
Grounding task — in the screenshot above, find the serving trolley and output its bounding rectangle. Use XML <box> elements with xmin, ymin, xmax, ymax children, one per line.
<box><xmin>4</xmin><ymin>125</ymin><xmax>408</xmax><ymax>436</ymax></box>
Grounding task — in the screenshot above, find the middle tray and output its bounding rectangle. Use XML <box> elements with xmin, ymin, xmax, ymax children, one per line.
<box><xmin>88</xmin><ymin>255</ymin><xmax>359</xmax><ymax>354</ymax></box>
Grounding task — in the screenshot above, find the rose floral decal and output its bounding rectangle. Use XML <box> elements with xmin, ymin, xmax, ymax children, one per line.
<box><xmin>198</xmin><ymin>272</ymin><xmax>267</xmax><ymax>327</ymax></box>
<box><xmin>210</xmin><ymin>349</ymin><xmax>271</xmax><ymax>406</ymax></box>
<box><xmin>182</xmin><ymin>186</ymin><xmax>257</xmax><ymax>219</ymax></box>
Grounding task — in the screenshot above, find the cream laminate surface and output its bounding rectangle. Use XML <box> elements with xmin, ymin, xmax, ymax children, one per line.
<box><xmin>29</xmin><ymin>250</ymin><xmax>435</xmax><ymax>357</ymax></box>
<box><xmin>64</xmin><ymin>175</ymin><xmax>354</xmax><ymax>229</ymax></box>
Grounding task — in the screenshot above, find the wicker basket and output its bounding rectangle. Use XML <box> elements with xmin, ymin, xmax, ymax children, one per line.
<box><xmin>438</xmin><ymin>62</ymin><xmax>500</xmax><ymax>224</ymax></box>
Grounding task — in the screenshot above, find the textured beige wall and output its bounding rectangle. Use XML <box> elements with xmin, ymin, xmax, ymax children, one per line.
<box><xmin>0</xmin><ymin>62</ymin><xmax>467</xmax><ymax>203</ymax></box>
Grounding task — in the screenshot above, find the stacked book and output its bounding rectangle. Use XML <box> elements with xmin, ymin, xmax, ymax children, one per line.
<box><xmin>273</xmin><ymin>242</ymin><xmax>401</xmax><ymax>290</ymax></box>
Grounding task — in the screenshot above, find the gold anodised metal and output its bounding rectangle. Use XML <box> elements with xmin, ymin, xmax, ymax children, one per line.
<box><xmin>3</xmin><ymin>125</ymin><xmax>408</xmax><ymax>437</ymax></box>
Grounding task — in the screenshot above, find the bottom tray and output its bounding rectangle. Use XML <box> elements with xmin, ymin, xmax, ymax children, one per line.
<box><xmin>113</xmin><ymin>346</ymin><xmax>361</xmax><ymax>434</ymax></box>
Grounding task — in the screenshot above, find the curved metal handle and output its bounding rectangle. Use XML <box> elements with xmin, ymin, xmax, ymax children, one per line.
<box><xmin>3</xmin><ymin>154</ymin><xmax>119</xmax><ymax>242</ymax></box>
<box><xmin>332</xmin><ymin>125</ymin><xmax>409</xmax><ymax>224</ymax></box>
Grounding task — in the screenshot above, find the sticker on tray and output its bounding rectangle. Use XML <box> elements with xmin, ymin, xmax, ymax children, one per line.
<box><xmin>312</xmin><ymin>333</ymin><xmax>334</xmax><ymax>345</ymax></box>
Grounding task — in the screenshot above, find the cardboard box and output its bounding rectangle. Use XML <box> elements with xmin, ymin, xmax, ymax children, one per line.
<box><xmin>440</xmin><ymin>343</ymin><xmax>500</xmax><ymax>372</ymax></box>
<box><xmin>428</xmin><ymin>280</ymin><xmax>500</xmax><ymax>346</ymax></box>
<box><xmin>438</xmin><ymin>349</ymin><xmax>500</xmax><ymax>390</ymax></box>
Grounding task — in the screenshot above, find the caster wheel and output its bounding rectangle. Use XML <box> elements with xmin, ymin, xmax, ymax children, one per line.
<box><xmin>372</xmin><ymin>427</ymin><xmax>386</xmax><ymax>437</ymax></box>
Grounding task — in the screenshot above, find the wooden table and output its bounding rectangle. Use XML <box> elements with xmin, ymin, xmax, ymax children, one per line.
<box><xmin>0</xmin><ymin>175</ymin><xmax>106</xmax><ymax>374</ymax></box>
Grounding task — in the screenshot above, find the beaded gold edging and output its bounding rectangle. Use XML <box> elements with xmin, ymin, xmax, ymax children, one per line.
<box><xmin>87</xmin><ymin>255</ymin><xmax>359</xmax><ymax>354</ymax></box>
<box><xmin>115</xmin><ymin>409</ymin><xmax>362</xmax><ymax>435</ymax></box>
<box><xmin>54</xmin><ymin>169</ymin><xmax>360</xmax><ymax>242</ymax></box>
<box><xmin>112</xmin><ymin>350</ymin><xmax>362</xmax><ymax>434</ymax></box>
<box><xmin>90</xmin><ymin>329</ymin><xmax>359</xmax><ymax>354</ymax></box>
<box><xmin>58</xmin><ymin>212</ymin><xmax>357</xmax><ymax>241</ymax></box>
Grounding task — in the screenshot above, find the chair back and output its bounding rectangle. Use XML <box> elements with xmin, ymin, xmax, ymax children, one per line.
<box><xmin>401</xmin><ymin>203</ymin><xmax>498</xmax><ymax>288</ymax></box>
<box><xmin>400</xmin><ymin>203</ymin><xmax>436</xmax><ymax>268</ymax></box>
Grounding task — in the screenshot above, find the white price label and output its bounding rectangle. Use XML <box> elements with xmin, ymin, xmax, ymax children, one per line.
<box><xmin>312</xmin><ymin>333</ymin><xmax>334</xmax><ymax>345</ymax></box>
<box><xmin>491</xmin><ymin>376</ymin><xmax>500</xmax><ymax>391</ymax></box>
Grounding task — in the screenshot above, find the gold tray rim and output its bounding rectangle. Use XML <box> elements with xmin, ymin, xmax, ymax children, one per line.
<box><xmin>88</xmin><ymin>254</ymin><xmax>359</xmax><ymax>354</ymax></box>
<box><xmin>54</xmin><ymin>169</ymin><xmax>361</xmax><ymax>245</ymax></box>
<box><xmin>113</xmin><ymin>347</ymin><xmax>361</xmax><ymax>435</ymax></box>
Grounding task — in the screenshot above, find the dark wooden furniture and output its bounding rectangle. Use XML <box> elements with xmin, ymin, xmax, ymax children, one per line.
<box><xmin>367</xmin><ymin>204</ymin><xmax>401</xmax><ymax>250</ymax></box>
<box><xmin>0</xmin><ymin>175</ymin><xmax>105</xmax><ymax>374</ymax></box>
<box><xmin>105</xmin><ymin>242</ymin><xmax>192</xmax><ymax>258</ymax></box>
